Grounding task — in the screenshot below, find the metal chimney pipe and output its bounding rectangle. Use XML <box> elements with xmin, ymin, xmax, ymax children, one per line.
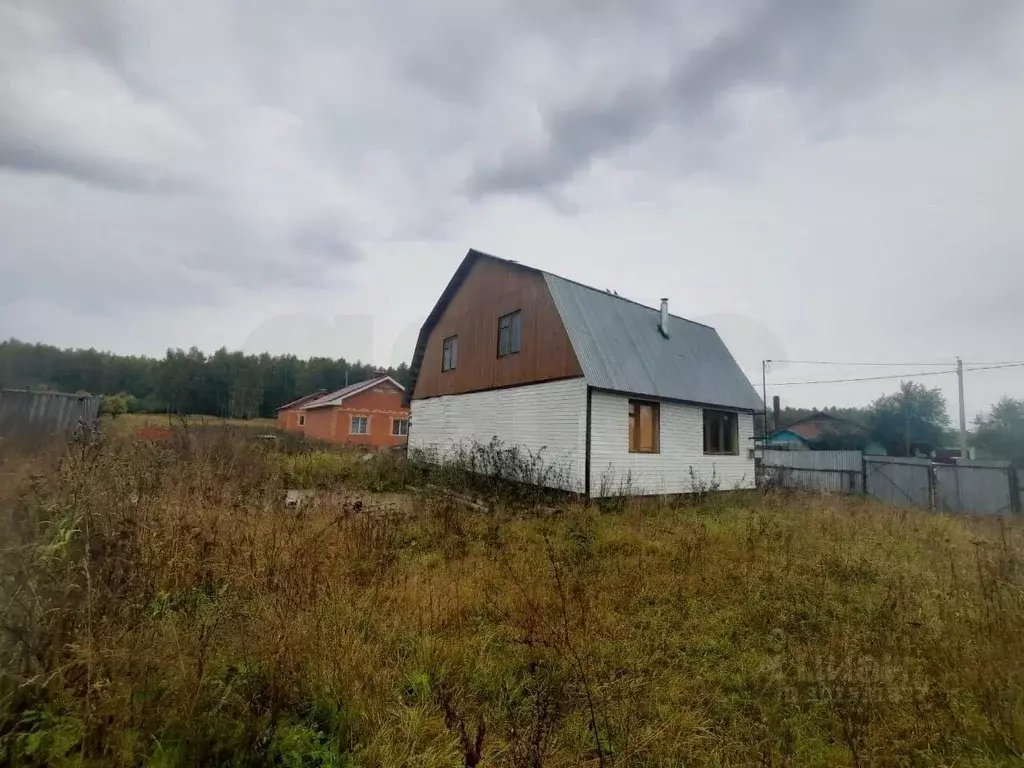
<box><xmin>659</xmin><ymin>298</ymin><xmax>669</xmax><ymax>338</ymax></box>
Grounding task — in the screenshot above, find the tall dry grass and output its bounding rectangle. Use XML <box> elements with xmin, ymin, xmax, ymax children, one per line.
<box><xmin>1</xmin><ymin>427</ymin><xmax>1023</xmax><ymax>766</ymax></box>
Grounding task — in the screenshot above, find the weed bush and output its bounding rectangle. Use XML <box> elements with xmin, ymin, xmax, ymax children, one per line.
<box><xmin>1</xmin><ymin>426</ymin><xmax>1023</xmax><ymax>765</ymax></box>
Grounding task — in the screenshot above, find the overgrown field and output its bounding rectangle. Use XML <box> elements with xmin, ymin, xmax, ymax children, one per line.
<box><xmin>107</xmin><ymin>413</ymin><xmax>279</xmax><ymax>436</ymax></box>
<box><xmin>1</xmin><ymin>428</ymin><xmax>1023</xmax><ymax>766</ymax></box>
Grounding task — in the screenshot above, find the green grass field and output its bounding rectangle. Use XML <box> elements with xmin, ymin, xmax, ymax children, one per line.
<box><xmin>1</xmin><ymin>429</ymin><xmax>1022</xmax><ymax>766</ymax></box>
<box><xmin>107</xmin><ymin>412</ymin><xmax>279</xmax><ymax>434</ymax></box>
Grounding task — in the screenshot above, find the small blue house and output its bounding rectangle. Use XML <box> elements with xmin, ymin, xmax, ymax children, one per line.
<box><xmin>766</xmin><ymin>412</ymin><xmax>887</xmax><ymax>454</ymax></box>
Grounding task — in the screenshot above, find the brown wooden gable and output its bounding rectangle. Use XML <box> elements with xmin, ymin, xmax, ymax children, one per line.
<box><xmin>411</xmin><ymin>254</ymin><xmax>583</xmax><ymax>400</ymax></box>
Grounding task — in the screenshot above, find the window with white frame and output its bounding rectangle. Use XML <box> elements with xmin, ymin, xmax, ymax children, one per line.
<box><xmin>392</xmin><ymin>418</ymin><xmax>409</xmax><ymax>436</ymax></box>
<box><xmin>350</xmin><ymin>415</ymin><xmax>368</xmax><ymax>435</ymax></box>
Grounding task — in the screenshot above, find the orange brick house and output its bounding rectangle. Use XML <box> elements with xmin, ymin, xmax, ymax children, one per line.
<box><xmin>275</xmin><ymin>390</ymin><xmax>326</xmax><ymax>432</ymax></box>
<box><xmin>275</xmin><ymin>375</ymin><xmax>409</xmax><ymax>448</ymax></box>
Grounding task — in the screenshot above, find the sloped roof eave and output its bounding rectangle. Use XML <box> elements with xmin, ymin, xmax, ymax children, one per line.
<box><xmin>275</xmin><ymin>391</ymin><xmax>327</xmax><ymax>411</ymax></box>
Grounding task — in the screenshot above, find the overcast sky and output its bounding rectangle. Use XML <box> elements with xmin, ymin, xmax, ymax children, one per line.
<box><xmin>2</xmin><ymin>0</ymin><xmax>1023</xmax><ymax>418</ymax></box>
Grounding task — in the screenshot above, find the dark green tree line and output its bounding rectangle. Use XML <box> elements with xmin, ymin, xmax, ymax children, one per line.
<box><xmin>0</xmin><ymin>338</ymin><xmax>411</xmax><ymax>419</ymax></box>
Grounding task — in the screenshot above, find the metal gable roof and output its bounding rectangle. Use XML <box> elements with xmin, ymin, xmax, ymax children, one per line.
<box><xmin>300</xmin><ymin>376</ymin><xmax>404</xmax><ymax>410</ymax></box>
<box><xmin>544</xmin><ymin>273</ymin><xmax>763</xmax><ymax>411</ymax></box>
<box><xmin>275</xmin><ymin>390</ymin><xmax>328</xmax><ymax>411</ymax></box>
<box><xmin>768</xmin><ymin>411</ymin><xmax>871</xmax><ymax>440</ymax></box>
<box><xmin>404</xmin><ymin>249</ymin><xmax>763</xmax><ymax>412</ymax></box>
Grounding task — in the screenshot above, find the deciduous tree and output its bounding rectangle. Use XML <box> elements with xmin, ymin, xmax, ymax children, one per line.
<box><xmin>867</xmin><ymin>381</ymin><xmax>950</xmax><ymax>456</ymax></box>
<box><xmin>973</xmin><ymin>397</ymin><xmax>1024</xmax><ymax>468</ymax></box>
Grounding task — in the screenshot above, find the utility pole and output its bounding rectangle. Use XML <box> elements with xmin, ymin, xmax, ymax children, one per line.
<box><xmin>904</xmin><ymin>397</ymin><xmax>911</xmax><ymax>457</ymax></box>
<box><xmin>762</xmin><ymin>360</ymin><xmax>769</xmax><ymax>448</ymax></box>
<box><xmin>901</xmin><ymin>380</ymin><xmax>912</xmax><ymax>456</ymax></box>
<box><xmin>957</xmin><ymin>357</ymin><xmax>968</xmax><ymax>461</ymax></box>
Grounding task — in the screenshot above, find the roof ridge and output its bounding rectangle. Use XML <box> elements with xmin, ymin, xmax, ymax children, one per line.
<box><xmin>541</xmin><ymin>272</ymin><xmax>715</xmax><ymax>330</ymax></box>
<box><xmin>470</xmin><ymin>249</ymin><xmax>715</xmax><ymax>330</ymax></box>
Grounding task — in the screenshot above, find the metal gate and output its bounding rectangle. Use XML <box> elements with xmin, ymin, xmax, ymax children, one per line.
<box><xmin>934</xmin><ymin>461</ymin><xmax>1019</xmax><ymax>516</ymax></box>
<box><xmin>864</xmin><ymin>456</ymin><xmax>933</xmax><ymax>509</ymax></box>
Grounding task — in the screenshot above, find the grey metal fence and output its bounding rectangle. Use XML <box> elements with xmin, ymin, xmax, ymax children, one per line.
<box><xmin>760</xmin><ymin>450</ymin><xmax>863</xmax><ymax>493</ymax></box>
<box><xmin>758</xmin><ymin>449</ymin><xmax>1021</xmax><ymax>516</ymax></box>
<box><xmin>1020</xmin><ymin>470</ymin><xmax>1024</xmax><ymax>516</ymax></box>
<box><xmin>864</xmin><ymin>456</ymin><xmax>933</xmax><ymax>510</ymax></box>
<box><xmin>935</xmin><ymin>461</ymin><xmax>1017</xmax><ymax>516</ymax></box>
<box><xmin>0</xmin><ymin>389</ymin><xmax>101</xmax><ymax>441</ymax></box>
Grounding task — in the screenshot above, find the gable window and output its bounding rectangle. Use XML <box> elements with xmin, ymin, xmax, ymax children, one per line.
<box><xmin>497</xmin><ymin>310</ymin><xmax>521</xmax><ymax>357</ymax></box>
<box><xmin>392</xmin><ymin>418</ymin><xmax>409</xmax><ymax>436</ymax></box>
<box><xmin>298</xmin><ymin>414</ymin><xmax>306</xmax><ymax>426</ymax></box>
<box><xmin>350</xmin><ymin>415</ymin><xmax>368</xmax><ymax>435</ymax></box>
<box><xmin>628</xmin><ymin>399</ymin><xmax>660</xmax><ymax>453</ymax></box>
<box><xmin>442</xmin><ymin>335</ymin><xmax>458</xmax><ymax>371</ymax></box>
<box><xmin>703</xmin><ymin>409</ymin><xmax>738</xmax><ymax>455</ymax></box>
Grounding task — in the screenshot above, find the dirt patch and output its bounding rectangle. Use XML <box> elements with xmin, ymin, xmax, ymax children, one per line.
<box><xmin>136</xmin><ymin>426</ymin><xmax>173</xmax><ymax>441</ymax></box>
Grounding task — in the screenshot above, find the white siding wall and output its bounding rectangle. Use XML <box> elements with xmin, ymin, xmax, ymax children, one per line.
<box><xmin>589</xmin><ymin>391</ymin><xmax>755</xmax><ymax>496</ymax></box>
<box><xmin>409</xmin><ymin>378</ymin><xmax>587</xmax><ymax>492</ymax></box>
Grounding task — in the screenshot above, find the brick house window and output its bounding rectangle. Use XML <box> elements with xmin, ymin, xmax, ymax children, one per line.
<box><xmin>298</xmin><ymin>414</ymin><xmax>306</xmax><ymax>426</ymax></box>
<box><xmin>703</xmin><ymin>409</ymin><xmax>738</xmax><ymax>455</ymax></box>
<box><xmin>497</xmin><ymin>310</ymin><xmax>521</xmax><ymax>357</ymax></box>
<box><xmin>350</xmin><ymin>415</ymin><xmax>368</xmax><ymax>435</ymax></box>
<box><xmin>392</xmin><ymin>418</ymin><xmax>409</xmax><ymax>436</ymax></box>
<box><xmin>628</xmin><ymin>399</ymin><xmax>660</xmax><ymax>453</ymax></box>
<box><xmin>442</xmin><ymin>335</ymin><xmax>458</xmax><ymax>371</ymax></box>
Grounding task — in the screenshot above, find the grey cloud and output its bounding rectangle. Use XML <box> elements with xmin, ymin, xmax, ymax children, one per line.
<box><xmin>0</xmin><ymin>134</ymin><xmax>194</xmax><ymax>194</ymax></box>
<box><xmin>0</xmin><ymin>0</ymin><xmax>383</xmax><ymax>305</ymax></box>
<box><xmin>467</xmin><ymin>0</ymin><xmax>1020</xmax><ymax>197</ymax></box>
<box><xmin>57</xmin><ymin>4</ymin><xmax>133</xmax><ymax>81</ymax></box>
<box><xmin>292</xmin><ymin>218</ymin><xmax>362</xmax><ymax>264</ymax></box>
<box><xmin>139</xmin><ymin>203</ymin><xmax>363</xmax><ymax>293</ymax></box>
<box><xmin>0</xmin><ymin>6</ymin><xmax>201</xmax><ymax>194</ymax></box>
<box><xmin>471</xmin><ymin>85</ymin><xmax>662</xmax><ymax>196</ymax></box>
<box><xmin>1</xmin><ymin>0</ymin><xmax>1021</xmax><ymax>397</ymax></box>
<box><xmin>0</xmin><ymin>239</ymin><xmax>222</xmax><ymax>316</ymax></box>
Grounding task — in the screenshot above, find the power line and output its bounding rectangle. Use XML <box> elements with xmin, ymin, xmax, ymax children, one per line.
<box><xmin>768</xmin><ymin>359</ymin><xmax>953</xmax><ymax>367</ymax></box>
<box><xmin>766</xmin><ymin>361</ymin><xmax>1024</xmax><ymax>387</ymax></box>
<box><xmin>965</xmin><ymin>362</ymin><xmax>1024</xmax><ymax>373</ymax></box>
<box><xmin>768</xmin><ymin>369</ymin><xmax>957</xmax><ymax>387</ymax></box>
<box><xmin>768</xmin><ymin>359</ymin><xmax>1024</xmax><ymax>367</ymax></box>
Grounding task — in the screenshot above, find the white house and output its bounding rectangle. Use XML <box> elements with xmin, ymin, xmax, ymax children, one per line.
<box><xmin>405</xmin><ymin>249</ymin><xmax>763</xmax><ymax>497</ymax></box>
